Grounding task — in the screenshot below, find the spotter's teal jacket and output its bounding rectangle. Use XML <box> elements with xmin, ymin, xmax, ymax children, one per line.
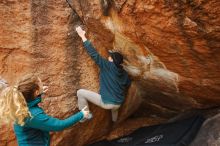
<box><xmin>83</xmin><ymin>40</ymin><xmax>131</xmax><ymax>105</ymax></box>
<box><xmin>14</xmin><ymin>97</ymin><xmax>84</xmax><ymax>146</ymax></box>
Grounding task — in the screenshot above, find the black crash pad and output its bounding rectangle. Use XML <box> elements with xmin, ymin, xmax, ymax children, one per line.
<box><xmin>89</xmin><ymin>115</ymin><xmax>204</xmax><ymax>146</ymax></box>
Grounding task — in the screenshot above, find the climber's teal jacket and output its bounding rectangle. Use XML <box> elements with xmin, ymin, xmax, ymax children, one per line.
<box><xmin>13</xmin><ymin>96</ymin><xmax>84</xmax><ymax>146</ymax></box>
<box><xmin>83</xmin><ymin>40</ymin><xmax>131</xmax><ymax>105</ymax></box>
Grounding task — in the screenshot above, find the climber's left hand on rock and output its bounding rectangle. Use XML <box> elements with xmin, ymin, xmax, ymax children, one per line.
<box><xmin>75</xmin><ymin>26</ymin><xmax>87</xmax><ymax>42</ymax></box>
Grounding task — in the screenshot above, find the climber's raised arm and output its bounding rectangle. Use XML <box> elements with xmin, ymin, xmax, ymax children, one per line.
<box><xmin>75</xmin><ymin>26</ymin><xmax>109</xmax><ymax>69</ymax></box>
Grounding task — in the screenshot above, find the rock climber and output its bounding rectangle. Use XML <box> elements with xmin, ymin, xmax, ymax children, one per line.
<box><xmin>75</xmin><ymin>26</ymin><xmax>131</xmax><ymax>122</ymax></box>
<box><xmin>0</xmin><ymin>74</ymin><xmax>90</xmax><ymax>146</ymax></box>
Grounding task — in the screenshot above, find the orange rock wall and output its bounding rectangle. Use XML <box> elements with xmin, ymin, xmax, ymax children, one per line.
<box><xmin>0</xmin><ymin>0</ymin><xmax>220</xmax><ymax>146</ymax></box>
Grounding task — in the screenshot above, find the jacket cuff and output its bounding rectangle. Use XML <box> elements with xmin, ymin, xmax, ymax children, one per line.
<box><xmin>79</xmin><ymin>111</ymin><xmax>84</xmax><ymax>119</ymax></box>
<box><xmin>83</xmin><ymin>40</ymin><xmax>90</xmax><ymax>47</ymax></box>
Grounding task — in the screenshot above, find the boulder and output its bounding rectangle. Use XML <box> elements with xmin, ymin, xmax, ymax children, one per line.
<box><xmin>0</xmin><ymin>0</ymin><xmax>219</xmax><ymax>146</ymax></box>
<box><xmin>190</xmin><ymin>113</ymin><xmax>220</xmax><ymax>146</ymax></box>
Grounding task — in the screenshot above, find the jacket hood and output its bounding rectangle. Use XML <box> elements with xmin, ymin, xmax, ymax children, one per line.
<box><xmin>111</xmin><ymin>63</ymin><xmax>124</xmax><ymax>75</ymax></box>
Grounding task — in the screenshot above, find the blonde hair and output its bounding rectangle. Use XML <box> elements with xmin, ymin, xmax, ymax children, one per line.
<box><xmin>0</xmin><ymin>74</ymin><xmax>40</xmax><ymax>126</ymax></box>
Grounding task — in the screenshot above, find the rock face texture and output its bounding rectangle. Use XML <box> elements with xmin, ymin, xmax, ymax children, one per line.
<box><xmin>0</xmin><ymin>0</ymin><xmax>219</xmax><ymax>146</ymax></box>
<box><xmin>190</xmin><ymin>113</ymin><xmax>220</xmax><ymax>146</ymax></box>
